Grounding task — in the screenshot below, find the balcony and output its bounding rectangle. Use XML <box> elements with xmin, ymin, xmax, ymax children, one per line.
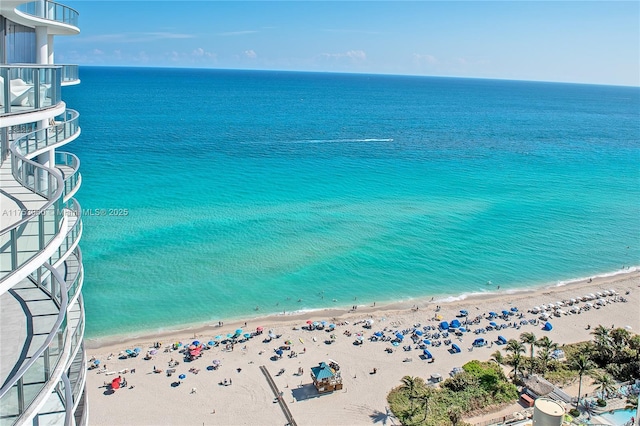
<box><xmin>0</xmin><ymin>65</ymin><xmax>62</xmax><ymax>116</ymax></box>
<box><xmin>60</xmin><ymin>65</ymin><xmax>80</xmax><ymax>86</ymax></box>
<box><xmin>15</xmin><ymin>0</ymin><xmax>79</xmax><ymax>28</ymax></box>
<box><xmin>55</xmin><ymin>152</ymin><xmax>80</xmax><ymax>202</ymax></box>
<box><xmin>0</xmin><ymin>264</ymin><xmax>71</xmax><ymax>426</ymax></box>
<box><xmin>12</xmin><ymin>110</ymin><xmax>80</xmax><ymax>159</ymax></box>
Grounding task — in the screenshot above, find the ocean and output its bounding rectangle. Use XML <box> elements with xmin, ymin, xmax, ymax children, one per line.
<box><xmin>61</xmin><ymin>67</ymin><xmax>640</xmax><ymax>339</ymax></box>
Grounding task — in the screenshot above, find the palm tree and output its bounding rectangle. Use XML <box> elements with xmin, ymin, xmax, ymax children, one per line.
<box><xmin>536</xmin><ymin>336</ymin><xmax>558</xmax><ymax>373</ymax></box>
<box><xmin>401</xmin><ymin>375</ymin><xmax>419</xmax><ymax>413</ymax></box>
<box><xmin>520</xmin><ymin>332</ymin><xmax>537</xmax><ymax>376</ymax></box>
<box><xmin>628</xmin><ymin>334</ymin><xmax>640</xmax><ymax>362</ymax></box>
<box><xmin>505</xmin><ymin>339</ymin><xmax>525</xmax><ymax>382</ymax></box>
<box><xmin>419</xmin><ymin>388</ymin><xmax>434</xmax><ymax>421</ymax></box>
<box><xmin>591</xmin><ymin>372</ymin><xmax>616</xmax><ymax>400</ymax></box>
<box><xmin>570</xmin><ymin>353</ymin><xmax>595</xmax><ymax>408</ymax></box>
<box><xmin>490</xmin><ymin>350</ymin><xmax>504</xmax><ymax>367</ymax></box>
<box><xmin>447</xmin><ymin>406</ymin><xmax>462</xmax><ymax>426</ymax></box>
<box><xmin>591</xmin><ymin>325</ymin><xmax>612</xmax><ymax>361</ymax></box>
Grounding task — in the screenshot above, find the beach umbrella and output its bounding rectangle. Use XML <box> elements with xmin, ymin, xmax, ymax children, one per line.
<box><xmin>374</xmin><ymin>331</ymin><xmax>383</xmax><ymax>337</ymax></box>
<box><xmin>111</xmin><ymin>377</ymin><xmax>121</xmax><ymax>390</ymax></box>
<box><xmin>192</xmin><ymin>340</ymin><xmax>200</xmax><ymax>346</ymax></box>
<box><xmin>366</xmin><ymin>319</ymin><xmax>374</xmax><ymax>324</ymax></box>
<box><xmin>150</xmin><ymin>349</ymin><xmax>158</xmax><ymax>355</ymax></box>
<box><xmin>423</xmin><ymin>349</ymin><xmax>432</xmax><ymax>359</ymax></box>
<box><xmin>207</xmin><ymin>340</ymin><xmax>215</xmax><ymax>346</ymax></box>
<box><xmin>212</xmin><ymin>359</ymin><xmax>221</xmax><ymax>365</ymax></box>
<box><xmin>227</xmin><ymin>333</ymin><xmax>234</xmax><ymax>338</ymax></box>
<box><xmin>423</xmin><ymin>339</ymin><xmax>431</xmax><ymax>345</ymax></box>
<box><xmin>306</xmin><ymin>320</ymin><xmax>313</xmax><ymax>325</ymax></box>
<box><xmin>275</xmin><ymin>349</ymin><xmax>283</xmax><ymax>356</ymax></box>
<box><xmin>188</xmin><ymin>344</ymin><xmax>196</xmax><ymax>350</ymax></box>
<box><xmin>395</xmin><ymin>332</ymin><xmax>404</xmax><ymax>340</ymax></box>
<box><xmin>450</xmin><ymin>319</ymin><xmax>461</xmax><ymax>329</ymax></box>
<box><xmin>178</xmin><ymin>374</ymin><xmax>186</xmax><ymax>380</ymax></box>
<box><xmin>243</xmin><ymin>333</ymin><xmax>251</xmax><ymax>338</ymax></box>
<box><xmin>511</xmin><ymin>307</ymin><xmax>518</xmax><ymax>312</ymax></box>
<box><xmin>215</xmin><ymin>335</ymin><xmax>223</xmax><ymax>340</ymax></box>
<box><xmin>257</xmin><ymin>326</ymin><xmax>264</xmax><ymax>332</ymax></box>
<box><xmin>439</xmin><ymin>321</ymin><xmax>449</xmax><ymax>330</ymax></box>
<box><xmin>356</xmin><ymin>336</ymin><xmax>363</xmax><ymax>341</ymax></box>
<box><xmin>235</xmin><ymin>328</ymin><xmax>243</xmax><ymax>335</ymax></box>
<box><xmin>268</xmin><ymin>332</ymin><xmax>276</xmax><ymax>339</ymax></box>
<box><xmin>329</xmin><ymin>324</ymin><xmax>336</xmax><ymax>329</ymax></box>
<box><xmin>501</xmin><ymin>310</ymin><xmax>510</xmax><ymax>316</ymax></box>
<box><xmin>312</xmin><ymin>321</ymin><xmax>319</xmax><ymax>327</ymax></box>
<box><xmin>93</xmin><ymin>359</ymin><xmax>100</xmax><ymax>365</ymax></box>
<box><xmin>489</xmin><ymin>322</ymin><xmax>498</xmax><ymax>327</ymax></box>
<box><xmin>489</xmin><ymin>312</ymin><xmax>497</xmax><ymax>318</ymax></box>
<box><xmin>414</xmin><ymin>329</ymin><xmax>423</xmax><ymax>336</ymax></box>
<box><xmin>321</xmin><ymin>321</ymin><xmax>327</xmax><ymax>325</ymax></box>
<box><xmin>459</xmin><ymin>327</ymin><xmax>467</xmax><ymax>333</ymax></box>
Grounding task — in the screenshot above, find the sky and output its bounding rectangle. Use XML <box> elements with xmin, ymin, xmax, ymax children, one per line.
<box><xmin>57</xmin><ymin>1</ymin><xmax>640</xmax><ymax>86</ymax></box>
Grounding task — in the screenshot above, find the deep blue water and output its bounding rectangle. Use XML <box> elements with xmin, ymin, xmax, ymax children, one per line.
<box><xmin>61</xmin><ymin>67</ymin><xmax>640</xmax><ymax>338</ymax></box>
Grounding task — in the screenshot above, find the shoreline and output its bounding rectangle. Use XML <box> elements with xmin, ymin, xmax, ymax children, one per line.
<box><xmin>86</xmin><ymin>270</ymin><xmax>640</xmax><ymax>426</ymax></box>
<box><xmin>85</xmin><ymin>267</ymin><xmax>639</xmax><ymax>350</ymax></box>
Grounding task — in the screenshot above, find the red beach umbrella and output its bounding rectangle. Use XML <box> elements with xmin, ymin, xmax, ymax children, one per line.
<box><xmin>111</xmin><ymin>377</ymin><xmax>121</xmax><ymax>390</ymax></box>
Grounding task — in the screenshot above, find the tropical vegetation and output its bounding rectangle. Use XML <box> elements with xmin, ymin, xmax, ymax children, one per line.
<box><xmin>388</xmin><ymin>361</ymin><xmax>518</xmax><ymax>425</ymax></box>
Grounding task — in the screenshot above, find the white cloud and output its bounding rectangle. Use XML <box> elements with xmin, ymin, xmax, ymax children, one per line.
<box><xmin>319</xmin><ymin>50</ymin><xmax>367</xmax><ymax>62</ymax></box>
<box><xmin>243</xmin><ymin>50</ymin><xmax>257</xmax><ymax>59</ymax></box>
<box><xmin>192</xmin><ymin>47</ymin><xmax>216</xmax><ymax>58</ymax></box>
<box><xmin>92</xmin><ymin>48</ymin><xmax>104</xmax><ymax>55</ymax></box>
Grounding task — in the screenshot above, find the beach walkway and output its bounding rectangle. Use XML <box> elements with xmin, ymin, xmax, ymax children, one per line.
<box><xmin>260</xmin><ymin>365</ymin><xmax>298</xmax><ymax>426</ymax></box>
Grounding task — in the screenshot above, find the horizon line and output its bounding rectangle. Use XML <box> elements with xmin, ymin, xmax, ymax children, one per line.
<box><xmin>75</xmin><ymin>64</ymin><xmax>640</xmax><ymax>89</ymax></box>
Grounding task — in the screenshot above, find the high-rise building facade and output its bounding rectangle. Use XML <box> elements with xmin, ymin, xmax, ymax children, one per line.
<box><xmin>0</xmin><ymin>1</ymin><xmax>86</xmax><ymax>425</ymax></box>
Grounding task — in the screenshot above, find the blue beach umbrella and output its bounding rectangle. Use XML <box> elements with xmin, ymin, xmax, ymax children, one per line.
<box><xmin>414</xmin><ymin>330</ymin><xmax>423</xmax><ymax>336</ymax></box>
<box><xmin>395</xmin><ymin>332</ymin><xmax>404</xmax><ymax>340</ymax></box>
<box><xmin>459</xmin><ymin>327</ymin><xmax>467</xmax><ymax>333</ymax></box>
<box><xmin>215</xmin><ymin>335</ymin><xmax>223</xmax><ymax>340</ymax></box>
<box><xmin>312</xmin><ymin>322</ymin><xmax>319</xmax><ymax>327</ymax></box>
<box><xmin>275</xmin><ymin>349</ymin><xmax>283</xmax><ymax>356</ymax></box>
<box><xmin>423</xmin><ymin>349</ymin><xmax>432</xmax><ymax>359</ymax></box>
<box><xmin>511</xmin><ymin>307</ymin><xmax>518</xmax><ymax>312</ymax></box>
<box><xmin>460</xmin><ymin>310</ymin><xmax>468</xmax><ymax>316</ymax></box>
<box><xmin>178</xmin><ymin>374</ymin><xmax>186</xmax><ymax>380</ymax></box>
<box><xmin>489</xmin><ymin>322</ymin><xmax>498</xmax><ymax>328</ymax></box>
<box><xmin>125</xmin><ymin>349</ymin><xmax>133</xmax><ymax>355</ymax></box>
<box><xmin>134</xmin><ymin>347</ymin><xmax>141</xmax><ymax>353</ymax></box>
<box><xmin>423</xmin><ymin>339</ymin><xmax>431</xmax><ymax>345</ymax></box>
<box><xmin>93</xmin><ymin>359</ymin><xmax>100</xmax><ymax>365</ymax></box>
<box><xmin>489</xmin><ymin>312</ymin><xmax>498</xmax><ymax>318</ymax></box>
<box><xmin>207</xmin><ymin>340</ymin><xmax>215</xmax><ymax>346</ymax></box>
<box><xmin>243</xmin><ymin>333</ymin><xmax>251</xmax><ymax>338</ymax></box>
<box><xmin>329</xmin><ymin>324</ymin><xmax>336</xmax><ymax>329</ymax></box>
<box><xmin>374</xmin><ymin>331</ymin><xmax>383</xmax><ymax>337</ymax></box>
<box><xmin>227</xmin><ymin>333</ymin><xmax>234</xmax><ymax>338</ymax></box>
<box><xmin>321</xmin><ymin>321</ymin><xmax>327</xmax><ymax>325</ymax></box>
<box><xmin>192</xmin><ymin>340</ymin><xmax>200</xmax><ymax>346</ymax></box>
<box><xmin>501</xmin><ymin>310</ymin><xmax>510</xmax><ymax>316</ymax></box>
<box><xmin>235</xmin><ymin>328</ymin><xmax>243</xmax><ymax>335</ymax></box>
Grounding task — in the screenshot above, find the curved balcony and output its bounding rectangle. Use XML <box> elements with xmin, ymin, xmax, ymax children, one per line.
<box><xmin>0</xmin><ymin>263</ymin><xmax>71</xmax><ymax>426</ymax></box>
<box><xmin>47</xmin><ymin>198</ymin><xmax>82</xmax><ymax>268</ymax></box>
<box><xmin>0</xmin><ymin>65</ymin><xmax>62</xmax><ymax>116</ymax></box>
<box><xmin>61</xmin><ymin>65</ymin><xmax>80</xmax><ymax>86</ymax></box>
<box><xmin>0</xmin><ymin>124</ymin><xmax>65</xmax><ymax>285</ymax></box>
<box><xmin>13</xmin><ymin>110</ymin><xmax>80</xmax><ymax>159</ymax></box>
<box><xmin>15</xmin><ymin>0</ymin><xmax>79</xmax><ymax>31</ymax></box>
<box><xmin>55</xmin><ymin>152</ymin><xmax>81</xmax><ymax>202</ymax></box>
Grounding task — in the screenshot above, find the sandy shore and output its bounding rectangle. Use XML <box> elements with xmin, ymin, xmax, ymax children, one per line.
<box><xmin>85</xmin><ymin>270</ymin><xmax>639</xmax><ymax>426</ymax></box>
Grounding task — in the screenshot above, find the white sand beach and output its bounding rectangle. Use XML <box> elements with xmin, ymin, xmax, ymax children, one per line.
<box><xmin>85</xmin><ymin>271</ymin><xmax>640</xmax><ymax>426</ymax></box>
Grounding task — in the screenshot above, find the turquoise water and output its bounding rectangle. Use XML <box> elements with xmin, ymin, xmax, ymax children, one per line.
<box><xmin>591</xmin><ymin>408</ymin><xmax>635</xmax><ymax>425</ymax></box>
<box><xmin>61</xmin><ymin>68</ymin><xmax>640</xmax><ymax>338</ymax></box>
